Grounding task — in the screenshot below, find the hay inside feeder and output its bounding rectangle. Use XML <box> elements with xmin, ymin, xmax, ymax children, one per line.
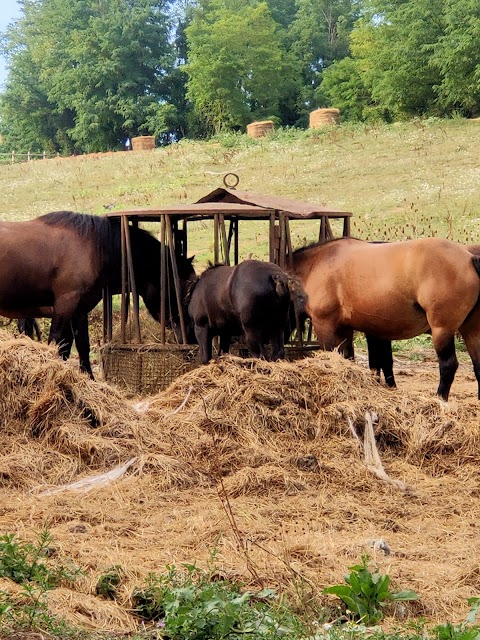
<box><xmin>101</xmin><ymin>342</ymin><xmax>200</xmax><ymax>395</ymax></box>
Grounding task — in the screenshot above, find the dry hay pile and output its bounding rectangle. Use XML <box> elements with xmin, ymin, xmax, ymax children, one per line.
<box><xmin>0</xmin><ymin>330</ymin><xmax>204</xmax><ymax>491</ymax></box>
<box><xmin>131</xmin><ymin>135</ymin><xmax>155</xmax><ymax>150</ymax></box>
<box><xmin>1</xmin><ymin>332</ymin><xmax>480</xmax><ymax>632</ymax></box>
<box><xmin>147</xmin><ymin>352</ymin><xmax>480</xmax><ymax>489</ymax></box>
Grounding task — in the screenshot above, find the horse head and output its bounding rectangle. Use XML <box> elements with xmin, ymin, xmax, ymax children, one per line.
<box><xmin>285</xmin><ymin>274</ymin><xmax>308</xmax><ymax>342</ymax></box>
<box><xmin>172</xmin><ymin>255</ymin><xmax>198</xmax><ymax>343</ymax></box>
<box><xmin>130</xmin><ymin>226</ymin><xmax>197</xmax><ymax>339</ymax></box>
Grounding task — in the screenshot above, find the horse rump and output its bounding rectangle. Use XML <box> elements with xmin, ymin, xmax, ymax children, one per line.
<box><xmin>188</xmin><ymin>260</ymin><xmax>297</xmax><ymax>364</ymax></box>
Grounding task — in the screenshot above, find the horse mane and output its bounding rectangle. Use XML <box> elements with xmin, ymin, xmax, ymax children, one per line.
<box><xmin>292</xmin><ymin>236</ymin><xmax>363</xmax><ymax>255</ymax></box>
<box><xmin>204</xmin><ymin>261</ymin><xmax>228</xmax><ymax>271</ymax></box>
<box><xmin>39</xmin><ymin>211</ymin><xmax>163</xmax><ymax>271</ymax></box>
<box><xmin>39</xmin><ymin>211</ymin><xmax>119</xmax><ymax>266</ymax></box>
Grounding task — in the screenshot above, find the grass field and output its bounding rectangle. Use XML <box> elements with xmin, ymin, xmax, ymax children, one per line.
<box><xmin>1</xmin><ymin>118</ymin><xmax>480</xmax><ymax>265</ymax></box>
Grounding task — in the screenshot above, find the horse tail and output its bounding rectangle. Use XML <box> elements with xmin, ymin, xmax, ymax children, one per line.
<box><xmin>286</xmin><ymin>274</ymin><xmax>308</xmax><ymax>315</ymax></box>
<box><xmin>472</xmin><ymin>255</ymin><xmax>480</xmax><ymax>279</ymax></box>
<box><xmin>183</xmin><ymin>274</ymin><xmax>200</xmax><ymax>307</ymax></box>
<box><xmin>271</xmin><ymin>272</ymin><xmax>289</xmax><ymax>298</ymax></box>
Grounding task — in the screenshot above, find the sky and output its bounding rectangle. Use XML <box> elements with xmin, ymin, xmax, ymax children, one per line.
<box><xmin>0</xmin><ymin>0</ymin><xmax>23</xmax><ymax>87</ymax></box>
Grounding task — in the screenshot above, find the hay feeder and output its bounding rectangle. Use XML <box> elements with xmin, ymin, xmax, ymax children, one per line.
<box><xmin>101</xmin><ymin>175</ymin><xmax>352</xmax><ymax>394</ymax></box>
<box><xmin>101</xmin><ymin>343</ymin><xmax>199</xmax><ymax>395</ymax></box>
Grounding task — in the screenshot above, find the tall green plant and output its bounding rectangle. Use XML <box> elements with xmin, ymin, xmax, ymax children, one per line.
<box><xmin>0</xmin><ymin>0</ymin><xmax>177</xmax><ymax>153</ymax></box>
<box><xmin>185</xmin><ymin>0</ymin><xmax>299</xmax><ymax>134</ymax></box>
<box><xmin>323</xmin><ymin>555</ymin><xmax>418</xmax><ymax>625</ymax></box>
<box><xmin>0</xmin><ymin>527</ymin><xmax>81</xmax><ymax>632</ymax></box>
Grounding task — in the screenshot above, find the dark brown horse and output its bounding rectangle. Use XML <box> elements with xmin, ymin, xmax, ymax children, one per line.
<box><xmin>0</xmin><ymin>211</ymin><xmax>195</xmax><ymax>376</ymax></box>
<box><xmin>187</xmin><ymin>260</ymin><xmax>300</xmax><ymax>364</ymax></box>
<box><xmin>291</xmin><ymin>237</ymin><xmax>480</xmax><ymax>400</ymax></box>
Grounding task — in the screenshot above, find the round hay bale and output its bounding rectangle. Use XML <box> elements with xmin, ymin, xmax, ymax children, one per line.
<box><xmin>131</xmin><ymin>136</ymin><xmax>156</xmax><ymax>151</ymax></box>
<box><xmin>246</xmin><ymin>120</ymin><xmax>275</xmax><ymax>138</ymax></box>
<box><xmin>309</xmin><ymin>108</ymin><xmax>340</xmax><ymax>128</ymax></box>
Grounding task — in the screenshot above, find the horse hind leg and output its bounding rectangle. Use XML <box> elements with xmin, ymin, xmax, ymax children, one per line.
<box><xmin>244</xmin><ymin>327</ymin><xmax>266</xmax><ymax>359</ymax></box>
<box><xmin>269</xmin><ymin>329</ymin><xmax>286</xmax><ymax>361</ymax></box>
<box><xmin>366</xmin><ymin>334</ymin><xmax>396</xmax><ymax>388</ymax></box>
<box><xmin>194</xmin><ymin>323</ymin><xmax>213</xmax><ymax>365</ymax></box>
<box><xmin>459</xmin><ymin>309</ymin><xmax>480</xmax><ymax>400</ymax></box>
<box><xmin>430</xmin><ymin>327</ymin><xmax>458</xmax><ymax>401</ymax></box>
<box><xmin>72</xmin><ymin>314</ymin><xmax>93</xmax><ymax>379</ymax></box>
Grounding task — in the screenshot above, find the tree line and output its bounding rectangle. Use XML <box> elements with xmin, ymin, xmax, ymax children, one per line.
<box><xmin>0</xmin><ymin>0</ymin><xmax>478</xmax><ymax>154</ymax></box>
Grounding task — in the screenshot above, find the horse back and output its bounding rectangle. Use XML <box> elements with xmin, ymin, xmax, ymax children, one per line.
<box><xmin>295</xmin><ymin>237</ymin><xmax>480</xmax><ymax>338</ymax></box>
<box><xmin>188</xmin><ymin>264</ymin><xmax>235</xmax><ymax>327</ymax></box>
<box><xmin>0</xmin><ymin>218</ymin><xmax>100</xmax><ymax>317</ymax></box>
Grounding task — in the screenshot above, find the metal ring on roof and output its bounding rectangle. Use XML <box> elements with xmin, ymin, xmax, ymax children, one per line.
<box><xmin>223</xmin><ymin>172</ymin><xmax>239</xmax><ymax>189</ymax></box>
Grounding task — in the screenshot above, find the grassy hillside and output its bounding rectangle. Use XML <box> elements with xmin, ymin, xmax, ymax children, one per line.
<box><xmin>1</xmin><ymin>118</ymin><xmax>479</xmax><ymax>264</ymax></box>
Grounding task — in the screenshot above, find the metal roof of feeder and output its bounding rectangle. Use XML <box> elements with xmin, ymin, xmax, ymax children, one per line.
<box><xmin>195</xmin><ymin>186</ymin><xmax>352</xmax><ymax>219</ymax></box>
<box><xmin>107</xmin><ymin>174</ymin><xmax>352</xmax><ymax>221</ymax></box>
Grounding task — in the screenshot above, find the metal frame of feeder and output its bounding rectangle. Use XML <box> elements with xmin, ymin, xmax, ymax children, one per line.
<box><xmin>101</xmin><ymin>175</ymin><xmax>352</xmax><ymax>390</ymax></box>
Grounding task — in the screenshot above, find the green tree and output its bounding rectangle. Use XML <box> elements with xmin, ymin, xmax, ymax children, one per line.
<box><xmin>0</xmin><ymin>1</ymin><xmax>73</xmax><ymax>153</ymax></box>
<box><xmin>430</xmin><ymin>0</ymin><xmax>480</xmax><ymax>116</ymax></box>
<box><xmin>185</xmin><ymin>0</ymin><xmax>300</xmax><ymax>134</ymax></box>
<box><xmin>322</xmin><ymin>0</ymin><xmax>446</xmax><ymax>121</ymax></box>
<box><xmin>366</xmin><ymin>0</ymin><xmax>444</xmax><ymax>118</ymax></box>
<box><xmin>320</xmin><ymin>57</ymin><xmax>370</xmax><ymax>121</ymax></box>
<box><xmin>287</xmin><ymin>0</ymin><xmax>358</xmax><ymax>120</ymax></box>
<box><xmin>1</xmin><ymin>0</ymin><xmax>177</xmax><ymax>152</ymax></box>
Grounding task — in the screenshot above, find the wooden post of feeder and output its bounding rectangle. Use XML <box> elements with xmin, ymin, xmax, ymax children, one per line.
<box><xmin>122</xmin><ymin>216</ymin><xmax>141</xmax><ymax>343</ymax></box>
<box><xmin>166</xmin><ymin>216</ymin><xmax>187</xmax><ymax>344</ymax></box>
<box><xmin>160</xmin><ymin>215</ymin><xmax>167</xmax><ymax>344</ymax></box>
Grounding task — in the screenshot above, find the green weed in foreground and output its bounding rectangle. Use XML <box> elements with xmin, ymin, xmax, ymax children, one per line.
<box><xmin>0</xmin><ymin>527</ymin><xmax>81</xmax><ymax>634</ymax></box>
<box><xmin>2</xmin><ymin>534</ymin><xmax>480</xmax><ymax>640</ymax></box>
<box><xmin>95</xmin><ymin>564</ymin><xmax>125</xmax><ymax>600</ymax></box>
<box><xmin>323</xmin><ymin>555</ymin><xmax>419</xmax><ymax>626</ymax></box>
<box><xmin>132</xmin><ymin>562</ymin><xmax>306</xmax><ymax>639</ymax></box>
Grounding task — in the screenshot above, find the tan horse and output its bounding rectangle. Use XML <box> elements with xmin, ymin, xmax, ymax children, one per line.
<box><xmin>366</xmin><ymin>243</ymin><xmax>480</xmax><ymax>390</ymax></box>
<box><xmin>291</xmin><ymin>237</ymin><xmax>480</xmax><ymax>400</ymax></box>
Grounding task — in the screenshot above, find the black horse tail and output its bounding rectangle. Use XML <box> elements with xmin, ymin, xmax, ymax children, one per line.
<box><xmin>284</xmin><ymin>274</ymin><xmax>308</xmax><ymax>341</ymax></box>
<box><xmin>472</xmin><ymin>255</ymin><xmax>480</xmax><ymax>279</ymax></box>
<box><xmin>183</xmin><ymin>274</ymin><xmax>200</xmax><ymax>308</ymax></box>
<box><xmin>286</xmin><ymin>274</ymin><xmax>308</xmax><ymax>315</ymax></box>
<box><xmin>271</xmin><ymin>272</ymin><xmax>288</xmax><ymax>297</ymax></box>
